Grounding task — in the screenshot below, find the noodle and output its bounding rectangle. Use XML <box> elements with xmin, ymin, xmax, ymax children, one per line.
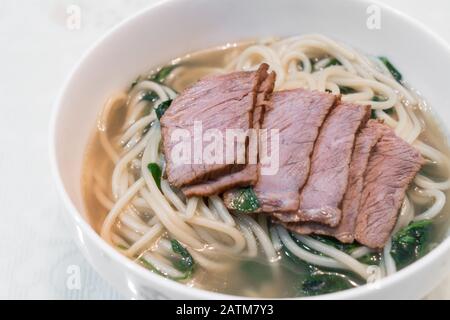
<box><xmin>84</xmin><ymin>34</ymin><xmax>450</xmax><ymax>297</ymax></box>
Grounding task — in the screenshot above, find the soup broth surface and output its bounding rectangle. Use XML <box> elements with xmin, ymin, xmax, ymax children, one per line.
<box><xmin>82</xmin><ymin>39</ymin><xmax>450</xmax><ymax>297</ymax></box>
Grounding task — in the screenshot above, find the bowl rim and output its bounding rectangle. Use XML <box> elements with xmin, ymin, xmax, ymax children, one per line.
<box><xmin>49</xmin><ymin>0</ymin><xmax>450</xmax><ymax>299</ymax></box>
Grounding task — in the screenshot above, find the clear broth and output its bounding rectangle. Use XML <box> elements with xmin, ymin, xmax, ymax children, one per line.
<box><xmin>82</xmin><ymin>42</ymin><xmax>450</xmax><ymax>297</ymax></box>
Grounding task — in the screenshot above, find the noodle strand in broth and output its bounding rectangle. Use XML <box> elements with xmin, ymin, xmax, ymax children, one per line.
<box><xmin>83</xmin><ymin>34</ymin><xmax>450</xmax><ymax>297</ymax></box>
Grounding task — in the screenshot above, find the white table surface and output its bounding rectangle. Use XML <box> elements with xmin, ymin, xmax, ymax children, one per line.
<box><xmin>0</xmin><ymin>0</ymin><xmax>449</xmax><ymax>299</ymax></box>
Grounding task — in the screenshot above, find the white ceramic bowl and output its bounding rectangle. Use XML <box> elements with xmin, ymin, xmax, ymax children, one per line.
<box><xmin>50</xmin><ymin>0</ymin><xmax>450</xmax><ymax>299</ymax></box>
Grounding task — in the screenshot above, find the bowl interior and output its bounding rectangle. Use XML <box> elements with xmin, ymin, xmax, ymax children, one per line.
<box><xmin>52</xmin><ymin>0</ymin><xmax>450</xmax><ymax>299</ymax></box>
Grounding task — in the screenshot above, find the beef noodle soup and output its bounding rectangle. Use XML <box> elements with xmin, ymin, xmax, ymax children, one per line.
<box><xmin>82</xmin><ymin>34</ymin><xmax>450</xmax><ymax>297</ymax></box>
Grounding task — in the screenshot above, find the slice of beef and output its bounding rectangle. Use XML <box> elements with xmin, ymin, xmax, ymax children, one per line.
<box><xmin>182</xmin><ymin>165</ymin><xmax>257</xmax><ymax>197</ymax></box>
<box><xmin>354</xmin><ymin>126</ymin><xmax>424</xmax><ymax>249</ymax></box>
<box><xmin>251</xmin><ymin>89</ymin><xmax>338</xmax><ymax>213</ymax></box>
<box><xmin>223</xmin><ymin>89</ymin><xmax>337</xmax><ymax>214</ymax></box>
<box><xmin>295</xmin><ymin>102</ymin><xmax>371</xmax><ymax>227</ymax></box>
<box><xmin>224</xmin><ymin>89</ymin><xmax>336</xmax><ymax>212</ymax></box>
<box><xmin>161</xmin><ymin>64</ymin><xmax>272</xmax><ymax>189</ymax></box>
<box><xmin>182</xmin><ymin>71</ymin><xmax>276</xmax><ymax>197</ymax></box>
<box><xmin>288</xmin><ymin>120</ymin><xmax>384</xmax><ymax>242</ymax></box>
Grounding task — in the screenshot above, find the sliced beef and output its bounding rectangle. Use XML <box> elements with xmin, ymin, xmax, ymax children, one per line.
<box><xmin>182</xmin><ymin>71</ymin><xmax>276</xmax><ymax>197</ymax></box>
<box><xmin>288</xmin><ymin>120</ymin><xmax>384</xmax><ymax>242</ymax></box>
<box><xmin>354</xmin><ymin>126</ymin><xmax>424</xmax><ymax>249</ymax></box>
<box><xmin>272</xmin><ymin>212</ymin><xmax>301</xmax><ymax>222</ymax></box>
<box><xmin>295</xmin><ymin>102</ymin><xmax>371</xmax><ymax>227</ymax></box>
<box><xmin>183</xmin><ymin>166</ymin><xmax>257</xmax><ymax>197</ymax></box>
<box><xmin>250</xmin><ymin>89</ymin><xmax>337</xmax><ymax>213</ymax></box>
<box><xmin>161</xmin><ymin>64</ymin><xmax>273</xmax><ymax>190</ymax></box>
<box><xmin>223</xmin><ymin>89</ymin><xmax>337</xmax><ymax>212</ymax></box>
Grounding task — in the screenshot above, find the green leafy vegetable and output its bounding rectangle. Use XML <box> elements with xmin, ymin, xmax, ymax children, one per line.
<box><xmin>116</xmin><ymin>244</ymin><xmax>128</xmax><ymax>250</ymax></box>
<box><xmin>282</xmin><ymin>247</ymin><xmax>319</xmax><ymax>275</ymax></box>
<box><xmin>372</xmin><ymin>95</ymin><xmax>387</xmax><ymax>102</ymax></box>
<box><xmin>358</xmin><ymin>252</ymin><xmax>381</xmax><ymax>265</ymax></box>
<box><xmin>147</xmin><ymin>163</ymin><xmax>162</xmax><ymax>190</ymax></box>
<box><xmin>139</xmin><ymin>257</ymin><xmax>164</xmax><ymax>276</ymax></box>
<box><xmin>384</xmin><ymin>108</ymin><xmax>394</xmax><ymax>115</ymax></box>
<box><xmin>141</xmin><ymin>257</ymin><xmax>186</xmax><ymax>279</ymax></box>
<box><xmin>299</xmin><ymin>59</ymin><xmax>316</xmax><ymax>70</ymax></box>
<box><xmin>379</xmin><ymin>57</ymin><xmax>402</xmax><ymax>82</ymax></box>
<box><xmin>171</xmin><ymin>239</ymin><xmax>195</xmax><ymax>274</ymax></box>
<box><xmin>228</xmin><ymin>187</ymin><xmax>260</xmax><ymax>213</ymax></box>
<box><xmin>338</xmin><ymin>86</ymin><xmax>357</xmax><ymax>95</ymax></box>
<box><xmin>371</xmin><ymin>109</ymin><xmax>394</xmax><ymax>119</ymax></box>
<box><xmin>311</xmin><ymin>235</ymin><xmax>359</xmax><ymax>254</ymax></box>
<box><xmin>150</xmin><ymin>65</ymin><xmax>177</xmax><ymax>84</ymax></box>
<box><xmin>281</xmin><ymin>238</ymin><xmax>362</xmax><ymax>295</ymax></box>
<box><xmin>155</xmin><ymin>99</ymin><xmax>173</xmax><ymax>120</ymax></box>
<box><xmin>301</xmin><ymin>273</ymin><xmax>354</xmax><ymax>296</ymax></box>
<box><xmin>142</xmin><ymin>95</ymin><xmax>173</xmax><ymax>118</ymax></box>
<box><xmin>139</xmin><ymin>241</ymin><xmax>195</xmax><ymax>281</ymax></box>
<box><xmin>372</xmin><ymin>95</ymin><xmax>392</xmax><ymax>114</ymax></box>
<box><xmin>141</xmin><ymin>91</ymin><xmax>159</xmax><ymax>103</ymax></box>
<box><xmin>370</xmin><ymin>100</ymin><xmax>393</xmax><ymax>119</ymax></box>
<box><xmin>289</xmin><ymin>233</ymin><xmax>336</xmax><ymax>259</ymax></box>
<box><xmin>324</xmin><ymin>58</ymin><xmax>342</xmax><ymax>68</ymax></box>
<box><xmin>390</xmin><ymin>220</ymin><xmax>433</xmax><ymax>269</ymax></box>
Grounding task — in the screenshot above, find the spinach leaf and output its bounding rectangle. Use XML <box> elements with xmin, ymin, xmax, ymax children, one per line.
<box><xmin>140</xmin><ymin>241</ymin><xmax>195</xmax><ymax>281</ymax></box>
<box><xmin>371</xmin><ymin>109</ymin><xmax>392</xmax><ymax>118</ymax></box>
<box><xmin>150</xmin><ymin>65</ymin><xmax>176</xmax><ymax>84</ymax></box>
<box><xmin>282</xmin><ymin>246</ymin><xmax>318</xmax><ymax>273</ymax></box>
<box><xmin>372</xmin><ymin>95</ymin><xmax>387</xmax><ymax>102</ymax></box>
<box><xmin>301</xmin><ymin>273</ymin><xmax>354</xmax><ymax>296</ymax></box>
<box><xmin>372</xmin><ymin>95</ymin><xmax>393</xmax><ymax>113</ymax></box>
<box><xmin>140</xmin><ymin>258</ymin><xmax>164</xmax><ymax>276</ymax></box>
<box><xmin>155</xmin><ymin>99</ymin><xmax>173</xmax><ymax>120</ymax></box>
<box><xmin>311</xmin><ymin>235</ymin><xmax>359</xmax><ymax>254</ymax></box>
<box><xmin>390</xmin><ymin>220</ymin><xmax>433</xmax><ymax>269</ymax></box>
<box><xmin>371</xmin><ymin>109</ymin><xmax>394</xmax><ymax>119</ymax></box>
<box><xmin>281</xmin><ymin>238</ymin><xmax>362</xmax><ymax>295</ymax></box>
<box><xmin>358</xmin><ymin>252</ymin><xmax>381</xmax><ymax>265</ymax></box>
<box><xmin>141</xmin><ymin>91</ymin><xmax>159</xmax><ymax>103</ymax></box>
<box><xmin>227</xmin><ymin>187</ymin><xmax>260</xmax><ymax>213</ymax></box>
<box><xmin>324</xmin><ymin>58</ymin><xmax>342</xmax><ymax>68</ymax></box>
<box><xmin>147</xmin><ymin>163</ymin><xmax>162</xmax><ymax>190</ymax></box>
<box><xmin>171</xmin><ymin>239</ymin><xmax>195</xmax><ymax>274</ymax></box>
<box><xmin>379</xmin><ymin>57</ymin><xmax>402</xmax><ymax>82</ymax></box>
<box><xmin>299</xmin><ymin>58</ymin><xmax>317</xmax><ymax>70</ymax></box>
<box><xmin>339</xmin><ymin>86</ymin><xmax>357</xmax><ymax>95</ymax></box>
<box><xmin>140</xmin><ymin>257</ymin><xmax>190</xmax><ymax>280</ymax></box>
